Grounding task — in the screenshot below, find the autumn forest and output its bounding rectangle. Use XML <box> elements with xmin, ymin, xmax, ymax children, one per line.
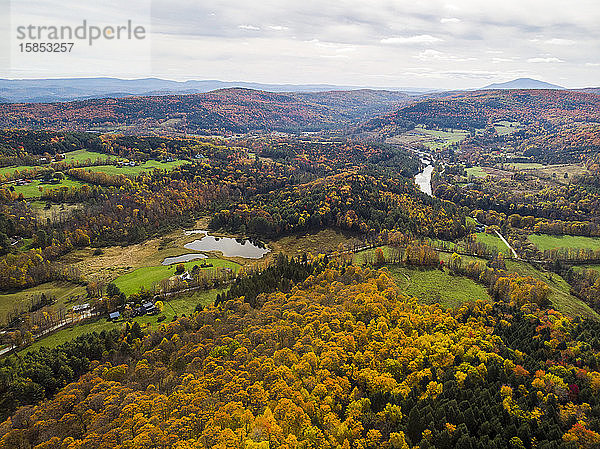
<box><xmin>0</xmin><ymin>83</ymin><xmax>600</xmax><ymax>449</ymax></box>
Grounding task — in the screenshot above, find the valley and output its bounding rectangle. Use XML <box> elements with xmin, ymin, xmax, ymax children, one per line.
<box><xmin>1</xmin><ymin>84</ymin><xmax>600</xmax><ymax>449</ymax></box>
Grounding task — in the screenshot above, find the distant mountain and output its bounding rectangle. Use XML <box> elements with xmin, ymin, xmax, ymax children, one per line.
<box><xmin>578</xmin><ymin>87</ymin><xmax>600</xmax><ymax>95</ymax></box>
<box><xmin>481</xmin><ymin>78</ymin><xmax>564</xmax><ymax>90</ymax></box>
<box><xmin>0</xmin><ymin>77</ymin><xmax>426</xmax><ymax>103</ymax></box>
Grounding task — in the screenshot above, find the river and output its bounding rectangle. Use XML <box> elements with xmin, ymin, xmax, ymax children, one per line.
<box><xmin>414</xmin><ymin>158</ymin><xmax>434</xmax><ymax>196</ymax></box>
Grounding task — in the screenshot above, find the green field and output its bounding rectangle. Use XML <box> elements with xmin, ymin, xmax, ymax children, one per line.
<box><xmin>0</xmin><ymin>281</ymin><xmax>87</xmax><ymax>322</ymax></box>
<box><xmin>475</xmin><ymin>232</ymin><xmax>510</xmax><ymax>255</ymax></box>
<box><xmin>506</xmin><ymin>260</ymin><xmax>600</xmax><ymax>320</ymax></box>
<box><xmin>416</xmin><ymin>126</ymin><xmax>470</xmax><ymax>150</ymax></box>
<box><xmin>466</xmin><ymin>166</ymin><xmax>488</xmax><ymax>178</ymax></box>
<box><xmin>353</xmin><ymin>246</ymin><xmax>396</xmax><ymax>265</ymax></box>
<box><xmin>113</xmin><ymin>258</ymin><xmax>240</xmax><ymax>295</ymax></box>
<box><xmin>576</xmin><ymin>264</ymin><xmax>600</xmax><ymax>274</ymax></box>
<box><xmin>528</xmin><ymin>234</ymin><xmax>600</xmax><ymax>251</ymax></box>
<box><xmin>0</xmin><ymin>165</ymin><xmax>42</xmax><ymax>177</ymax></box>
<box><xmin>7</xmin><ymin>178</ymin><xmax>87</xmax><ymax>199</ymax></box>
<box><xmin>493</xmin><ymin>121</ymin><xmax>522</xmax><ymax>136</ymax></box>
<box><xmin>0</xmin><ymin>150</ymin><xmax>109</xmax><ymax>178</ymax></box>
<box><xmin>389</xmin><ymin>126</ymin><xmax>470</xmax><ymax>150</ymax></box>
<box><xmin>60</xmin><ymin>149</ymin><xmax>110</xmax><ymax>164</ymax></box>
<box><xmin>19</xmin><ymin>287</ymin><xmax>223</xmax><ymax>354</ymax></box>
<box><xmin>504</xmin><ymin>162</ymin><xmax>544</xmax><ymax>170</ymax></box>
<box><xmin>389</xmin><ymin>266</ymin><xmax>491</xmax><ymax>308</ymax></box>
<box><xmin>83</xmin><ymin>160</ymin><xmax>187</xmax><ymax>177</ymax></box>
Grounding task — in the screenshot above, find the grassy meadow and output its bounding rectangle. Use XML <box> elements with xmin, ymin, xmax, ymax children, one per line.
<box><xmin>82</xmin><ymin>160</ymin><xmax>187</xmax><ymax>177</ymax></box>
<box><xmin>0</xmin><ymin>281</ymin><xmax>87</xmax><ymax>323</ymax></box>
<box><xmin>113</xmin><ymin>258</ymin><xmax>240</xmax><ymax>295</ymax></box>
<box><xmin>528</xmin><ymin>234</ymin><xmax>600</xmax><ymax>251</ymax></box>
<box><xmin>389</xmin><ymin>266</ymin><xmax>491</xmax><ymax>308</ymax></box>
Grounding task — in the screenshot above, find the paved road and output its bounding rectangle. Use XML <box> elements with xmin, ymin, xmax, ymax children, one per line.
<box><xmin>0</xmin><ymin>310</ymin><xmax>97</xmax><ymax>358</ymax></box>
<box><xmin>0</xmin><ymin>345</ymin><xmax>14</xmax><ymax>357</ymax></box>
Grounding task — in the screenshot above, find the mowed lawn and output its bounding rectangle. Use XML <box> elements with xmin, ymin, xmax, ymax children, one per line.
<box><xmin>113</xmin><ymin>258</ymin><xmax>240</xmax><ymax>295</ymax></box>
<box><xmin>389</xmin><ymin>266</ymin><xmax>491</xmax><ymax>308</ymax></box>
<box><xmin>528</xmin><ymin>234</ymin><xmax>600</xmax><ymax>251</ymax></box>
<box><xmin>83</xmin><ymin>160</ymin><xmax>187</xmax><ymax>177</ymax></box>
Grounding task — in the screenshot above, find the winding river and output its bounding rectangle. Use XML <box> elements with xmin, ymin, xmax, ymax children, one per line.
<box><xmin>414</xmin><ymin>157</ymin><xmax>434</xmax><ymax>196</ymax></box>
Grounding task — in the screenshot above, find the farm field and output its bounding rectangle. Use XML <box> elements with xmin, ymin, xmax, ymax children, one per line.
<box><xmin>475</xmin><ymin>232</ymin><xmax>511</xmax><ymax>255</ymax></box>
<box><xmin>0</xmin><ymin>150</ymin><xmax>109</xmax><ymax>178</ymax></box>
<box><xmin>0</xmin><ymin>165</ymin><xmax>42</xmax><ymax>177</ymax></box>
<box><xmin>82</xmin><ymin>159</ymin><xmax>187</xmax><ymax>176</ymax></box>
<box><xmin>576</xmin><ymin>264</ymin><xmax>600</xmax><ymax>274</ymax></box>
<box><xmin>528</xmin><ymin>234</ymin><xmax>600</xmax><ymax>251</ymax></box>
<box><xmin>389</xmin><ymin>266</ymin><xmax>491</xmax><ymax>308</ymax></box>
<box><xmin>532</xmin><ymin>164</ymin><xmax>589</xmax><ymax>182</ymax></box>
<box><xmin>465</xmin><ymin>166</ymin><xmax>488</xmax><ymax>178</ymax></box>
<box><xmin>499</xmin><ymin>162</ymin><xmax>589</xmax><ymax>184</ymax></box>
<box><xmin>60</xmin><ymin>149</ymin><xmax>110</xmax><ymax>164</ymax></box>
<box><xmin>493</xmin><ymin>120</ymin><xmax>522</xmax><ymax>136</ymax></box>
<box><xmin>502</xmin><ymin>162</ymin><xmax>544</xmax><ymax>169</ymax></box>
<box><xmin>8</xmin><ymin>178</ymin><xmax>86</xmax><ymax>199</ymax></box>
<box><xmin>388</xmin><ymin>126</ymin><xmax>470</xmax><ymax>150</ymax></box>
<box><xmin>0</xmin><ymin>281</ymin><xmax>87</xmax><ymax>323</ymax></box>
<box><xmin>113</xmin><ymin>258</ymin><xmax>240</xmax><ymax>295</ymax></box>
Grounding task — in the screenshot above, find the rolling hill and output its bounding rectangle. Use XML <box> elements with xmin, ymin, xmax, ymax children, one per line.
<box><xmin>354</xmin><ymin>89</ymin><xmax>600</xmax><ymax>136</ymax></box>
<box><xmin>0</xmin><ymin>88</ymin><xmax>411</xmax><ymax>134</ymax></box>
<box><xmin>0</xmin><ymin>77</ymin><xmax>421</xmax><ymax>103</ymax></box>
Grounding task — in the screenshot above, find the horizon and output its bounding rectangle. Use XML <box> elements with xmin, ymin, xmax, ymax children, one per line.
<box><xmin>0</xmin><ymin>76</ymin><xmax>596</xmax><ymax>93</ymax></box>
<box><xmin>1</xmin><ymin>0</ymin><xmax>598</xmax><ymax>90</ymax></box>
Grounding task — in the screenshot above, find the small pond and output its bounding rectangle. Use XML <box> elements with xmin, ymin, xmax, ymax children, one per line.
<box><xmin>184</xmin><ymin>231</ymin><xmax>270</xmax><ymax>258</ymax></box>
<box><xmin>161</xmin><ymin>230</ymin><xmax>270</xmax><ymax>264</ymax></box>
<box><xmin>162</xmin><ymin>253</ymin><xmax>208</xmax><ymax>266</ymax></box>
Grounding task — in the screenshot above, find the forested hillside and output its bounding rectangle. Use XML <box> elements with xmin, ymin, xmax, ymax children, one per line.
<box><xmin>2</xmin><ymin>84</ymin><xmax>600</xmax><ymax>449</ymax></box>
<box><xmin>0</xmin><ymin>89</ymin><xmax>410</xmax><ymax>135</ymax></box>
<box><xmin>2</xmin><ymin>265</ymin><xmax>599</xmax><ymax>448</ymax></box>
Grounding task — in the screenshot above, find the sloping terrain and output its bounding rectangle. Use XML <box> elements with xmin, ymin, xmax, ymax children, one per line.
<box><xmin>0</xmin><ymin>88</ymin><xmax>410</xmax><ymax>135</ymax></box>
<box><xmin>358</xmin><ymin>89</ymin><xmax>600</xmax><ymax>134</ymax></box>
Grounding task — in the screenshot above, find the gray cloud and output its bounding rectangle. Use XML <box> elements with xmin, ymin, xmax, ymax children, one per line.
<box><xmin>3</xmin><ymin>0</ymin><xmax>599</xmax><ymax>89</ymax></box>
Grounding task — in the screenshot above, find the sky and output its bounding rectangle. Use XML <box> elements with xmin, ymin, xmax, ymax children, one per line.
<box><xmin>1</xmin><ymin>0</ymin><xmax>599</xmax><ymax>89</ymax></box>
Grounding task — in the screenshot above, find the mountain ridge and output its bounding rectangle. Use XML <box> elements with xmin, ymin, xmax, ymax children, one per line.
<box><xmin>0</xmin><ymin>77</ymin><xmax>432</xmax><ymax>104</ymax></box>
<box><xmin>481</xmin><ymin>77</ymin><xmax>564</xmax><ymax>90</ymax></box>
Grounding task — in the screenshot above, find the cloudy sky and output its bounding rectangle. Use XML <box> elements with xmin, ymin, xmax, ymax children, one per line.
<box><xmin>2</xmin><ymin>0</ymin><xmax>599</xmax><ymax>89</ymax></box>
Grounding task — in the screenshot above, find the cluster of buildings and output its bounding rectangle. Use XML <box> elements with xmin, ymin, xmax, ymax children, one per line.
<box><xmin>108</xmin><ymin>300</ymin><xmax>158</xmax><ymax>321</ymax></box>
